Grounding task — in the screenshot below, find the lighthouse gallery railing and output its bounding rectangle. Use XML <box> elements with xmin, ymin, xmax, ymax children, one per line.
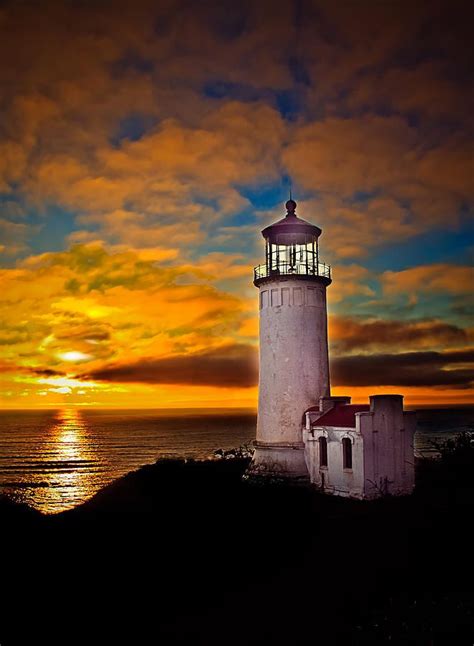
<box><xmin>254</xmin><ymin>261</ymin><xmax>331</xmax><ymax>282</ymax></box>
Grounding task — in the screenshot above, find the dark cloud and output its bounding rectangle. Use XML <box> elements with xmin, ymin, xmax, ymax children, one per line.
<box><xmin>330</xmin><ymin>317</ymin><xmax>471</xmax><ymax>352</ymax></box>
<box><xmin>81</xmin><ymin>345</ymin><xmax>474</xmax><ymax>390</ymax></box>
<box><xmin>0</xmin><ymin>362</ymin><xmax>65</xmax><ymax>377</ymax></box>
<box><xmin>81</xmin><ymin>343</ymin><xmax>258</xmax><ymax>388</ymax></box>
<box><xmin>30</xmin><ymin>367</ymin><xmax>65</xmax><ymax>377</ymax></box>
<box><xmin>331</xmin><ymin>350</ymin><xmax>474</xmax><ymax>389</ymax></box>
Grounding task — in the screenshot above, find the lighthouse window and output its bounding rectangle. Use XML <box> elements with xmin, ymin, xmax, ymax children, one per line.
<box><xmin>342</xmin><ymin>438</ymin><xmax>352</xmax><ymax>470</ymax></box>
<box><xmin>319</xmin><ymin>437</ymin><xmax>328</xmax><ymax>467</ymax></box>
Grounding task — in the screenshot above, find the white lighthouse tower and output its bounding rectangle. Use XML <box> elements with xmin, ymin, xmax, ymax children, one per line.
<box><xmin>249</xmin><ymin>199</ymin><xmax>332</xmax><ymax>480</ymax></box>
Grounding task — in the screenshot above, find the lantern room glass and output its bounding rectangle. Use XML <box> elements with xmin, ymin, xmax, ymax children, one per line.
<box><xmin>265</xmin><ymin>233</ymin><xmax>319</xmax><ymax>277</ymax></box>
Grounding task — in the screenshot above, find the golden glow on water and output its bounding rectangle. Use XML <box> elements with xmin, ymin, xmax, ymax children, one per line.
<box><xmin>0</xmin><ymin>408</ymin><xmax>258</xmax><ymax>514</ymax></box>
<box><xmin>37</xmin><ymin>408</ymin><xmax>100</xmax><ymax>514</ymax></box>
<box><xmin>57</xmin><ymin>410</ymin><xmax>82</xmax><ymax>453</ymax></box>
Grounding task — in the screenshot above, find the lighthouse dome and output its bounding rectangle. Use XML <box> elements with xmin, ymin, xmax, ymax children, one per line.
<box><xmin>261</xmin><ymin>199</ymin><xmax>322</xmax><ymax>245</ymax></box>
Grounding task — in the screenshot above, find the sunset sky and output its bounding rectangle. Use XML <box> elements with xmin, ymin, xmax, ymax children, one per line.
<box><xmin>0</xmin><ymin>0</ymin><xmax>472</xmax><ymax>408</ymax></box>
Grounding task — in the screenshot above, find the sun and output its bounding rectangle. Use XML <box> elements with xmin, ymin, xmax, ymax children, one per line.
<box><xmin>57</xmin><ymin>351</ymin><xmax>93</xmax><ymax>362</ymax></box>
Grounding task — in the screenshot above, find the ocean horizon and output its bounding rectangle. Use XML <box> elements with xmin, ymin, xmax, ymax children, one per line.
<box><xmin>1</xmin><ymin>406</ymin><xmax>473</xmax><ymax>514</ymax></box>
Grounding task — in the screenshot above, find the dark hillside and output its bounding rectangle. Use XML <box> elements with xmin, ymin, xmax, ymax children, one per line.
<box><xmin>1</xmin><ymin>440</ymin><xmax>473</xmax><ymax>645</ymax></box>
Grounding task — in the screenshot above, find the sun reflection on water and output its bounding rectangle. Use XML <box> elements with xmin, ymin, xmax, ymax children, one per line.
<box><xmin>36</xmin><ymin>408</ymin><xmax>101</xmax><ymax>514</ymax></box>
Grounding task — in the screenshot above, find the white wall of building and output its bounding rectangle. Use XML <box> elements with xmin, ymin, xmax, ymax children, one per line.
<box><xmin>304</xmin><ymin>427</ymin><xmax>365</xmax><ymax>498</ymax></box>
<box><xmin>360</xmin><ymin>396</ymin><xmax>416</xmax><ymax>497</ymax></box>
<box><xmin>303</xmin><ymin>395</ymin><xmax>416</xmax><ymax>499</ymax></box>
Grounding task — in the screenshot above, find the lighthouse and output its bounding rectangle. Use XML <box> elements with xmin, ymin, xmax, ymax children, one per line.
<box><xmin>248</xmin><ymin>199</ymin><xmax>332</xmax><ymax>480</ymax></box>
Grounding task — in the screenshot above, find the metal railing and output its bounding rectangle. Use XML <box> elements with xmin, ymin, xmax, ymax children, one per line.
<box><xmin>254</xmin><ymin>261</ymin><xmax>331</xmax><ymax>282</ymax></box>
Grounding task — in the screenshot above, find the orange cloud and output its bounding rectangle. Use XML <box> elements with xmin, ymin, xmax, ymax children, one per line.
<box><xmin>0</xmin><ymin>0</ymin><xmax>472</xmax><ymax>410</ymax></box>
<box><xmin>285</xmin><ymin>116</ymin><xmax>416</xmax><ymax>196</ymax></box>
<box><xmin>328</xmin><ymin>264</ymin><xmax>375</xmax><ymax>303</ymax></box>
<box><xmin>382</xmin><ymin>264</ymin><xmax>474</xmax><ymax>302</ymax></box>
<box><xmin>302</xmin><ymin>196</ymin><xmax>419</xmax><ymax>259</ymax></box>
<box><xmin>0</xmin><ymin>0</ymin><xmax>470</xmax><ymax>264</ymax></box>
<box><xmin>284</xmin><ymin>116</ymin><xmax>471</xmax><ymax>257</ymax></box>
<box><xmin>19</xmin><ymin>101</ymin><xmax>285</xmax><ymax>254</ymax></box>
<box><xmin>0</xmin><ymin>242</ymin><xmax>256</xmax><ymax>406</ymax></box>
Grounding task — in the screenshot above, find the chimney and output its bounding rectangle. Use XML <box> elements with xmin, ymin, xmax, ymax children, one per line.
<box><xmin>369</xmin><ymin>394</ymin><xmax>403</xmax><ymax>413</ymax></box>
<box><xmin>319</xmin><ymin>395</ymin><xmax>351</xmax><ymax>414</ymax></box>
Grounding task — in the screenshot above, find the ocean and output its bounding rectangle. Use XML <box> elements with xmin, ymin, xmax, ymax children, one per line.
<box><xmin>0</xmin><ymin>407</ymin><xmax>473</xmax><ymax>514</ymax></box>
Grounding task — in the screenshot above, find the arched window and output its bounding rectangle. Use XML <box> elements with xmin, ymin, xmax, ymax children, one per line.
<box><xmin>342</xmin><ymin>438</ymin><xmax>352</xmax><ymax>469</ymax></box>
<box><xmin>319</xmin><ymin>436</ymin><xmax>328</xmax><ymax>467</ymax></box>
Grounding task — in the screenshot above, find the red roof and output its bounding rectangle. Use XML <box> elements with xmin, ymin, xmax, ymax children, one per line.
<box><xmin>309</xmin><ymin>404</ymin><xmax>370</xmax><ymax>428</ymax></box>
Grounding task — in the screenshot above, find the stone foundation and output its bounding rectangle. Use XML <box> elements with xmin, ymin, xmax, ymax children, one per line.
<box><xmin>245</xmin><ymin>441</ymin><xmax>309</xmax><ymax>482</ymax></box>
